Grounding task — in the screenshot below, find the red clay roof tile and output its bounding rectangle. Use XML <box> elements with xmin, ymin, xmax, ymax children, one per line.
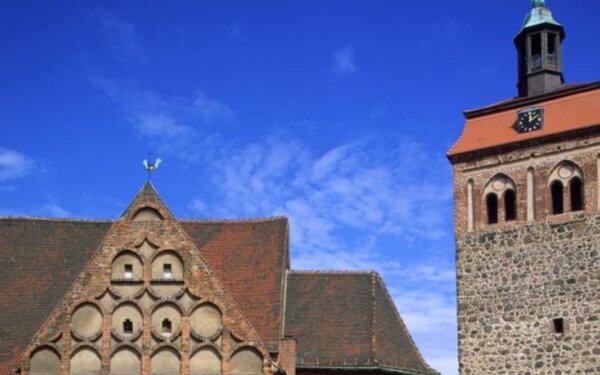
<box><xmin>449</xmin><ymin>83</ymin><xmax>600</xmax><ymax>157</ymax></box>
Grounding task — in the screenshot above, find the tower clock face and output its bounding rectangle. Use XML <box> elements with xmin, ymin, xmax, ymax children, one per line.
<box><xmin>517</xmin><ymin>107</ymin><xmax>544</xmax><ymax>133</ymax></box>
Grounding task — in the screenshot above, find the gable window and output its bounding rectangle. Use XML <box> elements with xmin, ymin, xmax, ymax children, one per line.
<box><xmin>124</xmin><ymin>264</ymin><xmax>133</xmax><ymax>279</ymax></box>
<box><xmin>163</xmin><ymin>264</ymin><xmax>172</xmax><ymax>279</ymax></box>
<box><xmin>162</xmin><ymin>319</ymin><xmax>172</xmax><ymax>335</ymax></box>
<box><xmin>123</xmin><ymin>319</ymin><xmax>133</xmax><ymax>334</ymax></box>
<box><xmin>486</xmin><ymin>193</ymin><xmax>498</xmax><ymax>224</ymax></box>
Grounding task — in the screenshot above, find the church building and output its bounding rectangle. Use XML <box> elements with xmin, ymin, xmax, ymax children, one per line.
<box><xmin>449</xmin><ymin>0</ymin><xmax>600</xmax><ymax>373</ymax></box>
<box><xmin>0</xmin><ymin>182</ymin><xmax>437</xmax><ymax>375</ymax></box>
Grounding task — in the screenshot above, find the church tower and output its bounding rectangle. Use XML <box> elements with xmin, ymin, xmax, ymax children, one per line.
<box><xmin>515</xmin><ymin>0</ymin><xmax>565</xmax><ymax>97</ymax></box>
<box><xmin>448</xmin><ymin>1</ymin><xmax>600</xmax><ymax>374</ymax></box>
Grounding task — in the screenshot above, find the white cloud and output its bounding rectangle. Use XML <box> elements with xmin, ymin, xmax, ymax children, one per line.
<box><xmin>331</xmin><ymin>44</ymin><xmax>357</xmax><ymax>76</ymax></box>
<box><xmin>89</xmin><ymin>8</ymin><xmax>147</xmax><ymax>63</ymax></box>
<box><xmin>0</xmin><ymin>148</ymin><xmax>35</xmax><ymax>181</ymax></box>
<box><xmin>193</xmin><ymin>93</ymin><xmax>235</xmax><ymax>125</ymax></box>
<box><xmin>189</xmin><ymin>198</ymin><xmax>208</xmax><ymax>212</ymax></box>
<box><xmin>188</xmin><ymin>135</ymin><xmax>456</xmax><ymax>373</ymax></box>
<box><xmin>194</xmin><ymin>135</ymin><xmax>453</xmax><ymax>256</ymax></box>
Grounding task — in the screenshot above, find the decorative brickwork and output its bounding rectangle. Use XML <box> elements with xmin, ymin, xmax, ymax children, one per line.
<box><xmin>0</xmin><ymin>183</ymin><xmax>436</xmax><ymax>375</ymax></box>
<box><xmin>20</xmin><ymin>183</ymin><xmax>270</xmax><ymax>375</ymax></box>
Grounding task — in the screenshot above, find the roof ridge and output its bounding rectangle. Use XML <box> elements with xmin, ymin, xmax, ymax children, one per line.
<box><xmin>288</xmin><ymin>270</ymin><xmax>377</xmax><ymax>275</ymax></box>
<box><xmin>178</xmin><ymin>216</ymin><xmax>288</xmax><ymax>223</ymax></box>
<box><xmin>370</xmin><ymin>272</ymin><xmax>377</xmax><ymax>365</ymax></box>
<box><xmin>372</xmin><ymin>274</ymin><xmax>439</xmax><ymax>374</ymax></box>
<box><xmin>0</xmin><ymin>216</ymin><xmax>113</xmax><ymax>222</ymax></box>
<box><xmin>463</xmin><ymin>80</ymin><xmax>600</xmax><ymax>119</ymax></box>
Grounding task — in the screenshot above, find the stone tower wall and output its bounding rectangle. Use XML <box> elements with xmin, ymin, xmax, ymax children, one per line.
<box><xmin>452</xmin><ymin>132</ymin><xmax>600</xmax><ymax>374</ymax></box>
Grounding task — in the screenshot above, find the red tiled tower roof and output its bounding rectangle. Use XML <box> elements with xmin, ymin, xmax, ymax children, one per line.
<box><xmin>448</xmin><ymin>81</ymin><xmax>600</xmax><ymax>158</ymax></box>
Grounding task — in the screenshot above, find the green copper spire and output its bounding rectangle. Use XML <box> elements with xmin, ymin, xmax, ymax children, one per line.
<box><xmin>532</xmin><ymin>0</ymin><xmax>546</xmax><ymax>8</ymax></box>
<box><xmin>520</xmin><ymin>0</ymin><xmax>561</xmax><ymax>32</ymax></box>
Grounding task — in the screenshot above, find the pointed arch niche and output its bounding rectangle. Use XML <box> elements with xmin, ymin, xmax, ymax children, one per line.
<box><xmin>110</xmin><ymin>347</ymin><xmax>141</xmax><ymax>375</ymax></box>
<box><xmin>132</xmin><ymin>207</ymin><xmax>163</xmax><ymax>222</ymax></box>
<box><xmin>230</xmin><ymin>348</ymin><xmax>263</xmax><ymax>375</ymax></box>
<box><xmin>111</xmin><ymin>251</ymin><xmax>143</xmax><ymax>281</ymax></box>
<box><xmin>70</xmin><ymin>347</ymin><xmax>101</xmax><ymax>375</ymax></box>
<box><xmin>483</xmin><ymin>174</ymin><xmax>517</xmax><ymax>225</ymax></box>
<box><xmin>30</xmin><ymin>347</ymin><xmax>61</xmax><ymax>375</ymax></box>
<box><xmin>190</xmin><ymin>348</ymin><xmax>222</xmax><ymax>375</ymax></box>
<box><xmin>150</xmin><ymin>348</ymin><xmax>181</xmax><ymax>375</ymax></box>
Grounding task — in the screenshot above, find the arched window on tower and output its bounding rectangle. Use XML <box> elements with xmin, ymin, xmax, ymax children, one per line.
<box><xmin>550</xmin><ymin>181</ymin><xmax>563</xmax><ymax>214</ymax></box>
<box><xmin>504</xmin><ymin>189</ymin><xmax>517</xmax><ymax>221</ymax></box>
<box><xmin>483</xmin><ymin>174</ymin><xmax>517</xmax><ymax>225</ymax></box>
<box><xmin>548</xmin><ymin>161</ymin><xmax>584</xmax><ymax>215</ymax></box>
<box><xmin>570</xmin><ymin>177</ymin><xmax>583</xmax><ymax>211</ymax></box>
<box><xmin>486</xmin><ymin>193</ymin><xmax>498</xmax><ymax>224</ymax></box>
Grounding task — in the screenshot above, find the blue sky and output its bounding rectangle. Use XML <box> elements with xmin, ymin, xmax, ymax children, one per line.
<box><xmin>1</xmin><ymin>1</ymin><xmax>599</xmax><ymax>374</ymax></box>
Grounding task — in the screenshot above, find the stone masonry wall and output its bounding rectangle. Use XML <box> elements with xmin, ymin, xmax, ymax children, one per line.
<box><xmin>452</xmin><ymin>133</ymin><xmax>600</xmax><ymax>374</ymax></box>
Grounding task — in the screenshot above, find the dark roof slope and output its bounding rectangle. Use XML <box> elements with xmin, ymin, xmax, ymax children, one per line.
<box><xmin>0</xmin><ymin>215</ymin><xmax>289</xmax><ymax>373</ymax></box>
<box><xmin>285</xmin><ymin>271</ymin><xmax>437</xmax><ymax>375</ymax></box>
<box><xmin>0</xmin><ymin>218</ymin><xmax>111</xmax><ymax>374</ymax></box>
<box><xmin>180</xmin><ymin>217</ymin><xmax>289</xmax><ymax>347</ymax></box>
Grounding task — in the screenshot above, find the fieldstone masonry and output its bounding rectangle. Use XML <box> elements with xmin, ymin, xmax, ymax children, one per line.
<box><xmin>452</xmin><ymin>129</ymin><xmax>600</xmax><ymax>374</ymax></box>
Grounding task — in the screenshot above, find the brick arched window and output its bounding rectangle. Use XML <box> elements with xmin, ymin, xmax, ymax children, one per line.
<box><xmin>483</xmin><ymin>174</ymin><xmax>517</xmax><ymax>225</ymax></box>
<box><xmin>548</xmin><ymin>161</ymin><xmax>584</xmax><ymax>215</ymax></box>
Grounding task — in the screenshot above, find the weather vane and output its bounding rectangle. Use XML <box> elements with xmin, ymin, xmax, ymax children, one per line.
<box><xmin>143</xmin><ymin>157</ymin><xmax>162</xmax><ymax>181</ymax></box>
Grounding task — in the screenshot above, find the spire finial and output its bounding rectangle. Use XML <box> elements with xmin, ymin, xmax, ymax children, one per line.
<box><xmin>532</xmin><ymin>0</ymin><xmax>546</xmax><ymax>8</ymax></box>
<box><xmin>143</xmin><ymin>157</ymin><xmax>162</xmax><ymax>181</ymax></box>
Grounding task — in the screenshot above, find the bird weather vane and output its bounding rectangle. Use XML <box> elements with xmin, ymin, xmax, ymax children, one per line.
<box><xmin>143</xmin><ymin>158</ymin><xmax>162</xmax><ymax>181</ymax></box>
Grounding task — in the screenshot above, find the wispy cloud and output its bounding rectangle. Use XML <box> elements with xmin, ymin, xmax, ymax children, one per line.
<box><xmin>0</xmin><ymin>148</ymin><xmax>35</xmax><ymax>181</ymax></box>
<box><xmin>194</xmin><ymin>135</ymin><xmax>452</xmax><ymax>255</ymax></box>
<box><xmin>188</xmin><ymin>134</ymin><xmax>456</xmax><ymax>373</ymax></box>
<box><xmin>42</xmin><ymin>204</ymin><xmax>71</xmax><ymax>217</ymax></box>
<box><xmin>193</xmin><ymin>93</ymin><xmax>235</xmax><ymax>125</ymax></box>
<box><xmin>90</xmin><ymin>77</ymin><xmax>234</xmax><ymax>161</ymax></box>
<box><xmin>331</xmin><ymin>44</ymin><xmax>357</xmax><ymax>76</ymax></box>
<box><xmin>88</xmin><ymin>8</ymin><xmax>147</xmax><ymax>63</ymax></box>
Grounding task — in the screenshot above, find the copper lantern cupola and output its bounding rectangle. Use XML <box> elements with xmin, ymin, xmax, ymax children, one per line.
<box><xmin>515</xmin><ymin>0</ymin><xmax>565</xmax><ymax>97</ymax></box>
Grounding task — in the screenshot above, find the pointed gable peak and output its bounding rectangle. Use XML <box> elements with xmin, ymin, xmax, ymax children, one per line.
<box><xmin>120</xmin><ymin>182</ymin><xmax>175</xmax><ymax>221</ymax></box>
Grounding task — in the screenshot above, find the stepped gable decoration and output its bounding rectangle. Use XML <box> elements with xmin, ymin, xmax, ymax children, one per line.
<box><xmin>0</xmin><ymin>182</ymin><xmax>437</xmax><ymax>375</ymax></box>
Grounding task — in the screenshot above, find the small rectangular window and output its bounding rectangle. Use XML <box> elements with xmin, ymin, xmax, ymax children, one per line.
<box><xmin>163</xmin><ymin>264</ymin><xmax>172</xmax><ymax>279</ymax></box>
<box><xmin>124</xmin><ymin>264</ymin><xmax>133</xmax><ymax>279</ymax></box>
<box><xmin>162</xmin><ymin>319</ymin><xmax>172</xmax><ymax>335</ymax></box>
<box><xmin>553</xmin><ymin>318</ymin><xmax>564</xmax><ymax>335</ymax></box>
<box><xmin>123</xmin><ymin>319</ymin><xmax>133</xmax><ymax>334</ymax></box>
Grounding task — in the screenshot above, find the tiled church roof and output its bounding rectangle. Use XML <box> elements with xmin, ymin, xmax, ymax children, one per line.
<box><xmin>285</xmin><ymin>271</ymin><xmax>437</xmax><ymax>375</ymax></box>
<box><xmin>180</xmin><ymin>218</ymin><xmax>289</xmax><ymax>349</ymax></box>
<box><xmin>0</xmin><ymin>218</ymin><xmax>111</xmax><ymax>374</ymax></box>
<box><xmin>0</xmin><ymin>188</ymin><xmax>435</xmax><ymax>375</ymax></box>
